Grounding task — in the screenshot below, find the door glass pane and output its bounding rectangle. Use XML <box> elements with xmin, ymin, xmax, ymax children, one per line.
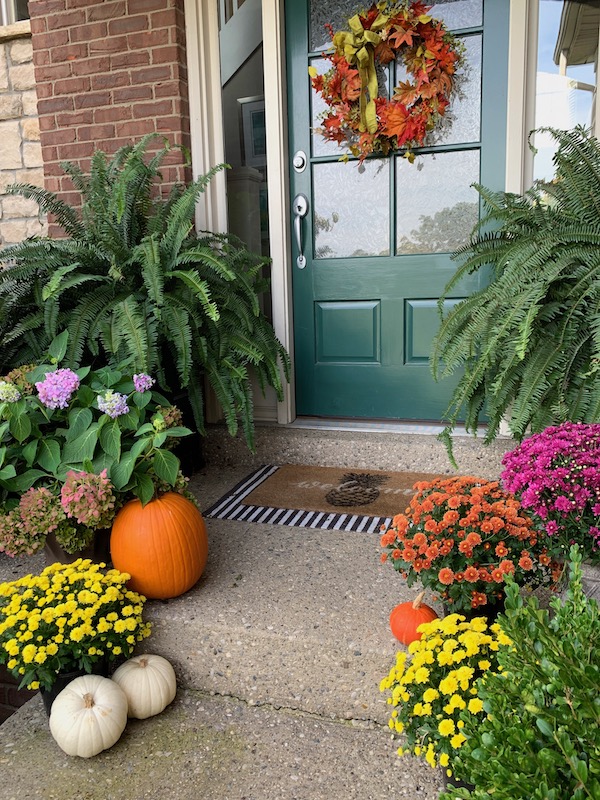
<box><xmin>429</xmin><ymin>0</ymin><xmax>482</xmax><ymax>30</ymax></box>
<box><xmin>430</xmin><ymin>33</ymin><xmax>482</xmax><ymax>145</ymax></box>
<box><xmin>310</xmin><ymin>0</ymin><xmax>365</xmax><ymax>51</ymax></box>
<box><xmin>396</xmin><ymin>150</ymin><xmax>480</xmax><ymax>254</ymax></box>
<box><xmin>310</xmin><ymin>0</ymin><xmax>482</xmax><ymax>51</ymax></box>
<box><xmin>313</xmin><ymin>160</ymin><xmax>390</xmax><ymax>258</ymax></box>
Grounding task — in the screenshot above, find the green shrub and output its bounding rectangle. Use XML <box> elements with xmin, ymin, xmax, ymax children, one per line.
<box><xmin>442</xmin><ymin>546</ymin><xmax>600</xmax><ymax>800</ymax></box>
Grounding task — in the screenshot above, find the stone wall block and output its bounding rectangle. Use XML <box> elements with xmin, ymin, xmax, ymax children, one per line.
<box><xmin>0</xmin><ymin>172</ymin><xmax>16</xmax><ymax>192</ymax></box>
<box><xmin>2</xmin><ymin>194</ymin><xmax>40</xmax><ymax>217</ymax></box>
<box><xmin>9</xmin><ymin>39</ymin><xmax>33</xmax><ymax>65</ymax></box>
<box><xmin>22</xmin><ymin>117</ymin><xmax>41</xmax><ymax>141</ymax></box>
<box><xmin>22</xmin><ymin>141</ymin><xmax>43</xmax><ymax>168</ymax></box>
<box><xmin>0</xmin><ymin>47</ymin><xmax>8</xmax><ymax>91</ymax></box>
<box><xmin>21</xmin><ymin>89</ymin><xmax>38</xmax><ymax>116</ymax></box>
<box><xmin>0</xmin><ymin>218</ymin><xmax>29</xmax><ymax>243</ymax></box>
<box><xmin>0</xmin><ymin>121</ymin><xmax>22</xmax><ymax>168</ymax></box>
<box><xmin>0</xmin><ymin>94</ymin><xmax>22</xmax><ymax>120</ymax></box>
<box><xmin>16</xmin><ymin>166</ymin><xmax>45</xmax><ymax>186</ymax></box>
<box><xmin>10</xmin><ymin>62</ymin><xmax>36</xmax><ymax>91</ymax></box>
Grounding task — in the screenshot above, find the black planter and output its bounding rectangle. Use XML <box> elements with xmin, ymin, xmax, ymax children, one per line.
<box><xmin>443</xmin><ymin>599</ymin><xmax>505</xmax><ymax>626</ymax></box>
<box><xmin>43</xmin><ymin>529</ymin><xmax>111</xmax><ymax>568</ymax></box>
<box><xmin>39</xmin><ymin>659</ymin><xmax>110</xmax><ymax>716</ymax></box>
<box><xmin>441</xmin><ymin>770</ymin><xmax>475</xmax><ymax>795</ymax></box>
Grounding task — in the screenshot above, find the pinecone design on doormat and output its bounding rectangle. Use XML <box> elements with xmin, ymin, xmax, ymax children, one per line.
<box><xmin>325</xmin><ymin>473</ymin><xmax>389</xmax><ymax>507</ymax></box>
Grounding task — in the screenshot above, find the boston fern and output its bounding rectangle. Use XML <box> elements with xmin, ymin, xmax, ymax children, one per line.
<box><xmin>0</xmin><ymin>135</ymin><xmax>289</xmax><ymax>449</ymax></box>
<box><xmin>432</xmin><ymin>126</ymin><xmax>600</xmax><ymax>459</ymax></box>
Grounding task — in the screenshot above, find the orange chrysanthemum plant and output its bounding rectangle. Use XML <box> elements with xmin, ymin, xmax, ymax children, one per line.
<box><xmin>310</xmin><ymin>1</ymin><xmax>464</xmax><ymax>163</ymax></box>
<box><xmin>380</xmin><ymin>476</ymin><xmax>557</xmax><ymax>614</ymax></box>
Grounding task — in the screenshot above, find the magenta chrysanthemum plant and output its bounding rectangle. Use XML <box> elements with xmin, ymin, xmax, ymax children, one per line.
<box><xmin>0</xmin><ymin>332</ymin><xmax>194</xmax><ymax>558</ymax></box>
<box><xmin>501</xmin><ymin>422</ymin><xmax>600</xmax><ymax>563</ymax></box>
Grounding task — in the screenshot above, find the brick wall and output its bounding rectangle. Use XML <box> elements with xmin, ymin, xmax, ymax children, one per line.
<box><xmin>27</xmin><ymin>0</ymin><xmax>191</xmax><ymax>210</ymax></box>
<box><xmin>0</xmin><ymin>22</ymin><xmax>47</xmax><ymax>247</ymax></box>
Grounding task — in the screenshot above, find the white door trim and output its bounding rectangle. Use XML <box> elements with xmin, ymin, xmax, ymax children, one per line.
<box><xmin>262</xmin><ymin>0</ymin><xmax>295</xmax><ymax>424</ymax></box>
<box><xmin>183</xmin><ymin>0</ymin><xmax>228</xmax><ymax>233</ymax></box>
<box><xmin>506</xmin><ymin>0</ymin><xmax>536</xmax><ymax>194</ymax></box>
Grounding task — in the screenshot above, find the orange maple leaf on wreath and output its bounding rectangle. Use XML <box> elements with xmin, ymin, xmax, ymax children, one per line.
<box><xmin>388</xmin><ymin>25</ymin><xmax>415</xmax><ymax>49</ymax></box>
<box><xmin>393</xmin><ymin>80</ymin><xmax>421</xmax><ymax>107</ymax></box>
<box><xmin>374</xmin><ymin>40</ymin><xmax>395</xmax><ymax>65</ymax></box>
<box><xmin>380</xmin><ymin>101</ymin><xmax>408</xmax><ymax>140</ymax></box>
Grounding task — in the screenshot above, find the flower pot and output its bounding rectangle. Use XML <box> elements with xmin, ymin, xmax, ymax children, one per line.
<box><xmin>39</xmin><ymin>659</ymin><xmax>110</xmax><ymax>716</ymax></box>
<box><xmin>558</xmin><ymin>559</ymin><xmax>600</xmax><ymax>604</ymax></box>
<box><xmin>443</xmin><ymin>598</ymin><xmax>505</xmax><ymax>625</ymax></box>
<box><xmin>441</xmin><ymin>771</ymin><xmax>475</xmax><ymax>795</ymax></box>
<box><xmin>44</xmin><ymin>529</ymin><xmax>111</xmax><ymax>567</ymax></box>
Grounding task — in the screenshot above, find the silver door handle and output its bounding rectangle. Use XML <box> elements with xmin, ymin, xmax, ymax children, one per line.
<box><xmin>293</xmin><ymin>193</ymin><xmax>309</xmax><ymax>269</ymax></box>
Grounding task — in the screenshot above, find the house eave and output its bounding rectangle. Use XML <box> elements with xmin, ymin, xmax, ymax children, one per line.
<box><xmin>554</xmin><ymin>1</ymin><xmax>600</xmax><ymax>67</ymax></box>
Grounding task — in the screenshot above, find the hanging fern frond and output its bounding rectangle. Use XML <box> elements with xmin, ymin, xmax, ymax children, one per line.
<box><xmin>0</xmin><ymin>137</ymin><xmax>289</xmax><ymax>450</ymax></box>
<box><xmin>433</xmin><ymin>126</ymin><xmax>600</xmax><ymax>461</ymax></box>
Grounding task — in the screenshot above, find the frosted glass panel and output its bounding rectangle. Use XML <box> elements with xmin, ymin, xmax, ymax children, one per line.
<box><xmin>313</xmin><ymin>160</ymin><xmax>390</xmax><ymax>258</ymax></box>
<box><xmin>310</xmin><ymin>0</ymin><xmax>364</xmax><ymax>51</ymax></box>
<box><xmin>430</xmin><ymin>34</ymin><xmax>482</xmax><ymax>145</ymax></box>
<box><xmin>429</xmin><ymin>0</ymin><xmax>482</xmax><ymax>29</ymax></box>
<box><xmin>310</xmin><ymin>0</ymin><xmax>483</xmax><ymax>52</ymax></box>
<box><xmin>396</xmin><ymin>150</ymin><xmax>480</xmax><ymax>254</ymax></box>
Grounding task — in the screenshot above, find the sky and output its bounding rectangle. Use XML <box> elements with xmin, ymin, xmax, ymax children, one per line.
<box><xmin>534</xmin><ymin>0</ymin><xmax>596</xmax><ymax>181</ymax></box>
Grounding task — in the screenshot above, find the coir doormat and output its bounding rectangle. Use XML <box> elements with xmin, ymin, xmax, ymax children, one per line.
<box><xmin>204</xmin><ymin>464</ymin><xmax>446</xmax><ymax>533</ymax></box>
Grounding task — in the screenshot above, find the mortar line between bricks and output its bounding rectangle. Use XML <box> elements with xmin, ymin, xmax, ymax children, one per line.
<box><xmin>187</xmin><ymin>686</ymin><xmax>390</xmax><ymax>731</ymax></box>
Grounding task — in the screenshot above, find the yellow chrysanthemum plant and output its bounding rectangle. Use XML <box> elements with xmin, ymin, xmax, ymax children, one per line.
<box><xmin>379</xmin><ymin>612</ymin><xmax>511</xmax><ymax>779</ymax></box>
<box><xmin>0</xmin><ymin>558</ymin><xmax>151</xmax><ymax>691</ymax></box>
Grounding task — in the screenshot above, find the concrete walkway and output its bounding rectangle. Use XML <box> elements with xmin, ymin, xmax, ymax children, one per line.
<box><xmin>0</xmin><ymin>426</ymin><xmax>512</xmax><ymax>799</ymax></box>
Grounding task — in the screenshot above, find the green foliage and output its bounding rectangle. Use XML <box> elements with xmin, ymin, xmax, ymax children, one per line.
<box><xmin>0</xmin><ymin>135</ymin><xmax>289</xmax><ymax>449</ymax></box>
<box><xmin>0</xmin><ymin>337</ymin><xmax>192</xmax><ymax>510</ymax></box>
<box><xmin>431</xmin><ymin>127</ymin><xmax>600</xmax><ymax>462</ymax></box>
<box><xmin>441</xmin><ymin>546</ymin><xmax>600</xmax><ymax>800</ymax></box>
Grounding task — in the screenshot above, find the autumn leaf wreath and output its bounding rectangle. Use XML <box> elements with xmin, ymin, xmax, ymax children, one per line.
<box><xmin>310</xmin><ymin>1</ymin><xmax>465</xmax><ymax>163</ymax></box>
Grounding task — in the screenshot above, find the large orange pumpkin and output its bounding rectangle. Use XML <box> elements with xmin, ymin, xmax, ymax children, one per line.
<box><xmin>110</xmin><ymin>492</ymin><xmax>208</xmax><ymax>600</ymax></box>
<box><xmin>389</xmin><ymin>591</ymin><xmax>438</xmax><ymax>645</ymax></box>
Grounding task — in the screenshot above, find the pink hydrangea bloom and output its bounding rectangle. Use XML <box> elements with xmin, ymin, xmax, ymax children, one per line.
<box><xmin>133</xmin><ymin>373</ymin><xmax>154</xmax><ymax>393</ymax></box>
<box><xmin>36</xmin><ymin>368</ymin><xmax>80</xmax><ymax>409</ymax></box>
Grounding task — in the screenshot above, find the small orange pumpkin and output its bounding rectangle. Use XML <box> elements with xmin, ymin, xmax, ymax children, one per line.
<box><xmin>389</xmin><ymin>591</ymin><xmax>439</xmax><ymax>645</ymax></box>
<box><xmin>110</xmin><ymin>492</ymin><xmax>208</xmax><ymax>600</ymax></box>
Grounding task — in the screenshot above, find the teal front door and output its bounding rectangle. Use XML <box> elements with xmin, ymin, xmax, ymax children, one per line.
<box><xmin>286</xmin><ymin>0</ymin><xmax>509</xmax><ymax>420</ymax></box>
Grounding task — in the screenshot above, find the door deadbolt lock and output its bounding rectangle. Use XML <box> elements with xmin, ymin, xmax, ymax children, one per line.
<box><xmin>292</xmin><ymin>150</ymin><xmax>307</xmax><ymax>173</ymax></box>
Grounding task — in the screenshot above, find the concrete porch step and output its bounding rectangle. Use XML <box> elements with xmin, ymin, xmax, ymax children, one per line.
<box><xmin>201</xmin><ymin>421</ymin><xmax>513</xmax><ymax>479</ymax></box>
<box><xmin>1</xmin><ymin>686</ymin><xmax>442</xmax><ymax>800</ymax></box>
<box><xmin>0</xmin><ymin>433</ymin><xmax>511</xmax><ymax>799</ymax></box>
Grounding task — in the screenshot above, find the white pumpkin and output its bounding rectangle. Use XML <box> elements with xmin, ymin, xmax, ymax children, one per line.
<box><xmin>112</xmin><ymin>654</ymin><xmax>177</xmax><ymax>719</ymax></box>
<box><xmin>49</xmin><ymin>674</ymin><xmax>128</xmax><ymax>758</ymax></box>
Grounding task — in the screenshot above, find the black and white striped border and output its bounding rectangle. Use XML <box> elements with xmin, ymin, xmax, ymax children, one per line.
<box><xmin>204</xmin><ymin>465</ymin><xmax>393</xmax><ymax>534</ymax></box>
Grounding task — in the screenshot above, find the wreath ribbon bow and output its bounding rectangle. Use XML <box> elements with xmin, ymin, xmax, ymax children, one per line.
<box><xmin>333</xmin><ymin>11</ymin><xmax>389</xmax><ymax>134</ymax></box>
